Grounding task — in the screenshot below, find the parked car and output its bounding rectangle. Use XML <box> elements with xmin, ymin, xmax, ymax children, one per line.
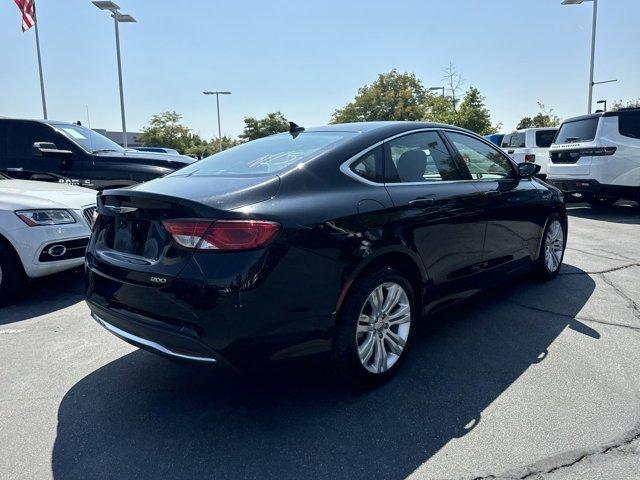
<box><xmin>547</xmin><ymin>108</ymin><xmax>640</xmax><ymax>206</ymax></box>
<box><xmin>0</xmin><ymin>173</ymin><xmax>97</xmax><ymax>304</ymax></box>
<box><xmin>484</xmin><ymin>133</ymin><xmax>505</xmax><ymax>146</ymax></box>
<box><xmin>86</xmin><ymin>122</ymin><xmax>567</xmax><ymax>385</ymax></box>
<box><xmin>132</xmin><ymin>147</ymin><xmax>181</xmax><ymax>155</ymax></box>
<box><xmin>500</xmin><ymin>128</ymin><xmax>558</xmax><ymax>178</ymax></box>
<box><xmin>0</xmin><ymin>119</ymin><xmax>195</xmax><ymax>190</ymax></box>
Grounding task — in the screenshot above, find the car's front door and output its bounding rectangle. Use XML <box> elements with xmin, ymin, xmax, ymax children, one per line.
<box><xmin>444</xmin><ymin>130</ymin><xmax>546</xmax><ymax>274</ymax></box>
<box><xmin>3</xmin><ymin>121</ymin><xmax>87</xmax><ymax>184</ymax></box>
<box><xmin>382</xmin><ymin>130</ymin><xmax>487</xmax><ymax>311</ymax></box>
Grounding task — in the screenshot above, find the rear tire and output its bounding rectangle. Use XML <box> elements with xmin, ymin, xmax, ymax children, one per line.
<box><xmin>0</xmin><ymin>243</ymin><xmax>23</xmax><ymax>306</ymax></box>
<box><xmin>332</xmin><ymin>268</ymin><xmax>415</xmax><ymax>387</ymax></box>
<box><xmin>534</xmin><ymin>213</ymin><xmax>566</xmax><ymax>281</ymax></box>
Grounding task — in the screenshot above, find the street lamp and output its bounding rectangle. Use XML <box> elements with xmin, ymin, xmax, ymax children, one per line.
<box><xmin>203</xmin><ymin>91</ymin><xmax>232</xmax><ymax>152</ymax></box>
<box><xmin>596</xmin><ymin>99</ymin><xmax>607</xmax><ymax>112</ymax></box>
<box><xmin>561</xmin><ymin>0</ymin><xmax>598</xmax><ymax>114</ymax></box>
<box><xmin>429</xmin><ymin>86</ymin><xmax>445</xmax><ymax>97</ymax></box>
<box><xmin>92</xmin><ymin>1</ymin><xmax>136</xmax><ymax>148</ymax></box>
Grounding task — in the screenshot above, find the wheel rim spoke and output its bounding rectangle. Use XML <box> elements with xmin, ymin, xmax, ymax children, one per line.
<box><xmin>544</xmin><ymin>220</ymin><xmax>564</xmax><ymax>272</ymax></box>
<box><xmin>356</xmin><ymin>281</ymin><xmax>411</xmax><ymax>374</ymax></box>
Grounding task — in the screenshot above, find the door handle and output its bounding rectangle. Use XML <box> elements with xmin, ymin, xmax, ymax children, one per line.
<box><xmin>409</xmin><ymin>197</ymin><xmax>435</xmax><ymax>206</ymax></box>
<box><xmin>484</xmin><ymin>191</ymin><xmax>502</xmax><ymax>197</ymax></box>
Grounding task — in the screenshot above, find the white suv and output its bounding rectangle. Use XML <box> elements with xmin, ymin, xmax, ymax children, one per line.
<box><xmin>0</xmin><ymin>175</ymin><xmax>96</xmax><ymax>304</ymax></box>
<box><xmin>500</xmin><ymin>127</ymin><xmax>558</xmax><ymax>177</ymax></box>
<box><xmin>547</xmin><ymin>109</ymin><xmax>640</xmax><ymax>206</ymax></box>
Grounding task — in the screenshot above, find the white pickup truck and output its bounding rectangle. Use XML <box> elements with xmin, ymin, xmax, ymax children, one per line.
<box><xmin>500</xmin><ymin>128</ymin><xmax>558</xmax><ymax>178</ymax></box>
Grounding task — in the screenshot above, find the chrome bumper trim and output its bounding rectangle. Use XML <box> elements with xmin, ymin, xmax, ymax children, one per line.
<box><xmin>91</xmin><ymin>313</ymin><xmax>217</xmax><ymax>363</ymax></box>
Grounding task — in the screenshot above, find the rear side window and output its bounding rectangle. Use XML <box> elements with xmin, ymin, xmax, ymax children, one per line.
<box><xmin>554</xmin><ymin>118</ymin><xmax>599</xmax><ymax>144</ymax></box>
<box><xmin>384</xmin><ymin>131</ymin><xmax>465</xmax><ymax>183</ymax></box>
<box><xmin>501</xmin><ymin>132</ymin><xmax>526</xmax><ymax>148</ymax></box>
<box><xmin>351</xmin><ymin>146</ymin><xmax>383</xmax><ymax>182</ymax></box>
<box><xmin>535</xmin><ymin>130</ymin><xmax>557</xmax><ymax>148</ymax></box>
<box><xmin>618</xmin><ymin>112</ymin><xmax>640</xmax><ymax>139</ymax></box>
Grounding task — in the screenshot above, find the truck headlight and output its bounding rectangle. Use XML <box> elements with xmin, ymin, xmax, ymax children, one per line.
<box><xmin>15</xmin><ymin>209</ymin><xmax>76</xmax><ymax>226</ymax></box>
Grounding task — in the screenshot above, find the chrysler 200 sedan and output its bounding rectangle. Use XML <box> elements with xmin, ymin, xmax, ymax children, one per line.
<box><xmin>85</xmin><ymin>122</ymin><xmax>567</xmax><ymax>384</ymax></box>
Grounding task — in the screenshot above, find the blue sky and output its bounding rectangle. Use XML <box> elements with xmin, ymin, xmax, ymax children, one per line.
<box><xmin>1</xmin><ymin>0</ymin><xmax>638</xmax><ymax>138</ymax></box>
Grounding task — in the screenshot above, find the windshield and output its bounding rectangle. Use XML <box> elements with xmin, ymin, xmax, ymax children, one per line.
<box><xmin>554</xmin><ymin>118</ymin><xmax>599</xmax><ymax>144</ymax></box>
<box><xmin>54</xmin><ymin>124</ymin><xmax>125</xmax><ymax>153</ymax></box>
<box><xmin>171</xmin><ymin>131</ymin><xmax>355</xmax><ymax>177</ymax></box>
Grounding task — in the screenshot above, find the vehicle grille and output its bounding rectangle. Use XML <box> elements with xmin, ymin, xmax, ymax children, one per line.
<box><xmin>82</xmin><ymin>205</ymin><xmax>97</xmax><ymax>227</ymax></box>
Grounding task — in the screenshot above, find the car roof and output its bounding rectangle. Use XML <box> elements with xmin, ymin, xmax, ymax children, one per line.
<box><xmin>0</xmin><ymin>118</ymin><xmax>82</xmax><ymax>127</ymax></box>
<box><xmin>560</xmin><ymin>112</ymin><xmax>604</xmax><ymax>124</ymax></box>
<box><xmin>305</xmin><ymin>121</ymin><xmax>470</xmax><ymax>136</ymax></box>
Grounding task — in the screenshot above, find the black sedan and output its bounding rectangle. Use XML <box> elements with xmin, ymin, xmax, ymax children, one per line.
<box><xmin>85</xmin><ymin>121</ymin><xmax>567</xmax><ymax>384</ymax></box>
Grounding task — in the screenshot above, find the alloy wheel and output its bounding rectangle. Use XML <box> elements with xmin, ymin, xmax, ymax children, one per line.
<box><xmin>356</xmin><ymin>282</ymin><xmax>411</xmax><ymax>374</ymax></box>
<box><xmin>544</xmin><ymin>220</ymin><xmax>564</xmax><ymax>273</ymax></box>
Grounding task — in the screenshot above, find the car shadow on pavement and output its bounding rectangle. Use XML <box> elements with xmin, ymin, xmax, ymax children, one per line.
<box><xmin>567</xmin><ymin>201</ymin><xmax>640</xmax><ymax>225</ymax></box>
<box><xmin>51</xmin><ymin>265</ymin><xmax>598</xmax><ymax>480</ymax></box>
<box><xmin>0</xmin><ymin>268</ymin><xmax>84</xmax><ymax>326</ymax></box>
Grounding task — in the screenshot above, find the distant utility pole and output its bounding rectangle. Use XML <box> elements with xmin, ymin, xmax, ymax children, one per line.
<box><xmin>203</xmin><ymin>91</ymin><xmax>232</xmax><ymax>152</ymax></box>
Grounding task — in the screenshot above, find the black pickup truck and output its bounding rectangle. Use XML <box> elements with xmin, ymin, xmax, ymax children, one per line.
<box><xmin>0</xmin><ymin>118</ymin><xmax>195</xmax><ymax>190</ymax></box>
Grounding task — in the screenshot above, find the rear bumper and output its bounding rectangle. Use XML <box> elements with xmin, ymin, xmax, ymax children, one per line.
<box><xmin>87</xmin><ymin>301</ymin><xmax>235</xmax><ymax>368</ymax></box>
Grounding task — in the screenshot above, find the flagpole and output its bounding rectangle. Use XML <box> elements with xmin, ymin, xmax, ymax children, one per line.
<box><xmin>33</xmin><ymin>1</ymin><xmax>47</xmax><ymax>119</ymax></box>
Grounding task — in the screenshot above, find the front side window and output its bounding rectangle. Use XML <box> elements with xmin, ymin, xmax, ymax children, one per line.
<box><xmin>618</xmin><ymin>112</ymin><xmax>640</xmax><ymax>139</ymax></box>
<box><xmin>173</xmin><ymin>131</ymin><xmax>355</xmax><ymax>177</ymax></box>
<box><xmin>535</xmin><ymin>129</ymin><xmax>557</xmax><ymax>148</ymax></box>
<box><xmin>446</xmin><ymin>131</ymin><xmax>513</xmax><ymax>180</ymax></box>
<box><xmin>5</xmin><ymin>122</ymin><xmax>62</xmax><ymax>158</ymax></box>
<box><xmin>384</xmin><ymin>131</ymin><xmax>464</xmax><ymax>183</ymax></box>
<box><xmin>554</xmin><ymin>118</ymin><xmax>599</xmax><ymax>144</ymax></box>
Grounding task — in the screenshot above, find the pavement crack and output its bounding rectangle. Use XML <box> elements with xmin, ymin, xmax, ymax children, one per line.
<box><xmin>599</xmin><ymin>272</ymin><xmax>640</xmax><ymax>321</ymax></box>
<box><xmin>560</xmin><ymin>263</ymin><xmax>640</xmax><ymax>276</ymax></box>
<box><xmin>505</xmin><ymin>299</ymin><xmax>640</xmax><ymax>332</ymax></box>
<box><xmin>566</xmin><ymin>246</ymin><xmax>634</xmax><ymax>263</ymax></box>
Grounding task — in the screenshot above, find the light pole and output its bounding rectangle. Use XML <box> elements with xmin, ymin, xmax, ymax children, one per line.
<box><xmin>429</xmin><ymin>86</ymin><xmax>445</xmax><ymax>97</ymax></box>
<box><xmin>561</xmin><ymin>0</ymin><xmax>598</xmax><ymax>113</ymax></box>
<box><xmin>203</xmin><ymin>91</ymin><xmax>231</xmax><ymax>152</ymax></box>
<box><xmin>596</xmin><ymin>99</ymin><xmax>607</xmax><ymax>112</ymax></box>
<box><xmin>92</xmin><ymin>1</ymin><xmax>136</xmax><ymax>148</ymax></box>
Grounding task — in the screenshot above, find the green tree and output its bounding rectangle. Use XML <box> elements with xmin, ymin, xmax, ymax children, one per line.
<box><xmin>331</xmin><ymin>69</ymin><xmax>430</xmax><ymax>123</ymax></box>
<box><xmin>239</xmin><ymin>111</ymin><xmax>289</xmax><ymax>141</ymax></box>
<box><xmin>516</xmin><ymin>103</ymin><xmax>561</xmax><ymax>129</ymax></box>
<box><xmin>139</xmin><ymin>111</ymin><xmax>202</xmax><ymax>153</ymax></box>
<box><xmin>611</xmin><ymin>98</ymin><xmax>640</xmax><ymax>111</ymax></box>
<box><xmin>453</xmin><ymin>87</ymin><xmax>495</xmax><ymax>135</ymax></box>
<box><xmin>184</xmin><ymin>136</ymin><xmax>241</xmax><ymax>158</ymax></box>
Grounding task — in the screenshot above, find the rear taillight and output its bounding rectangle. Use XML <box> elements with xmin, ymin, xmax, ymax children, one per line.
<box><xmin>524</xmin><ymin>154</ymin><xmax>536</xmax><ymax>163</ymax></box>
<box><xmin>579</xmin><ymin>147</ymin><xmax>617</xmax><ymax>156</ymax></box>
<box><xmin>163</xmin><ymin>219</ymin><xmax>280</xmax><ymax>252</ymax></box>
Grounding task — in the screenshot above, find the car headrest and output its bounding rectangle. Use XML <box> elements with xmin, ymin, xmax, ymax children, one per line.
<box><xmin>396</xmin><ymin>150</ymin><xmax>427</xmax><ymax>182</ymax></box>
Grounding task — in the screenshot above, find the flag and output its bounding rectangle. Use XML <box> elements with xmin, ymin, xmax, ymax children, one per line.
<box><xmin>13</xmin><ymin>0</ymin><xmax>36</xmax><ymax>32</ymax></box>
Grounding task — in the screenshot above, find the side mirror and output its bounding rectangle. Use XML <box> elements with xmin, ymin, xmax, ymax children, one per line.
<box><xmin>32</xmin><ymin>141</ymin><xmax>73</xmax><ymax>159</ymax></box>
<box><xmin>517</xmin><ymin>162</ymin><xmax>541</xmax><ymax>178</ymax></box>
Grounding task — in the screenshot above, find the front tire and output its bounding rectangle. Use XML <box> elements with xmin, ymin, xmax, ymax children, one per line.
<box><xmin>535</xmin><ymin>213</ymin><xmax>566</xmax><ymax>281</ymax></box>
<box><xmin>0</xmin><ymin>243</ymin><xmax>23</xmax><ymax>306</ymax></box>
<box><xmin>588</xmin><ymin>194</ymin><xmax>618</xmax><ymax>208</ymax></box>
<box><xmin>332</xmin><ymin>268</ymin><xmax>415</xmax><ymax>386</ymax></box>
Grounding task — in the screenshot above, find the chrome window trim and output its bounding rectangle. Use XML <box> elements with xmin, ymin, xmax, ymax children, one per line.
<box><xmin>339</xmin><ymin>127</ymin><xmax>519</xmax><ymax>187</ymax></box>
<box><xmin>92</xmin><ymin>313</ymin><xmax>218</xmax><ymax>363</ymax></box>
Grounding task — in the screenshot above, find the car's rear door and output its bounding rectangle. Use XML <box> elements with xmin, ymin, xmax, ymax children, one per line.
<box><xmin>443</xmin><ymin>130</ymin><xmax>545</xmax><ymax>276</ymax></box>
<box><xmin>381</xmin><ymin>130</ymin><xmax>487</xmax><ymax>309</ymax></box>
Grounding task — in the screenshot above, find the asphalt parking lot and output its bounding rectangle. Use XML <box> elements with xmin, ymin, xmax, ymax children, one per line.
<box><xmin>1</xmin><ymin>203</ymin><xmax>639</xmax><ymax>480</ymax></box>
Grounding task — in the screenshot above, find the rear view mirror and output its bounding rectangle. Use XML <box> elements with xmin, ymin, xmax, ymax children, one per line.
<box><xmin>32</xmin><ymin>141</ymin><xmax>73</xmax><ymax>159</ymax></box>
<box><xmin>517</xmin><ymin>162</ymin><xmax>541</xmax><ymax>177</ymax></box>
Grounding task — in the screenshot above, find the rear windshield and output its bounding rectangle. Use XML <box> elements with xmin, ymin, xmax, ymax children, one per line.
<box><xmin>554</xmin><ymin>118</ymin><xmax>599</xmax><ymax>144</ymax></box>
<box><xmin>501</xmin><ymin>132</ymin><xmax>526</xmax><ymax>148</ymax></box>
<box><xmin>171</xmin><ymin>131</ymin><xmax>355</xmax><ymax>177</ymax></box>
<box><xmin>535</xmin><ymin>129</ymin><xmax>557</xmax><ymax>148</ymax></box>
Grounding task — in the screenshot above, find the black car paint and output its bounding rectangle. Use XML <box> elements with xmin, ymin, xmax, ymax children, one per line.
<box><xmin>0</xmin><ymin>119</ymin><xmax>194</xmax><ymax>189</ymax></box>
<box><xmin>85</xmin><ymin>122</ymin><xmax>566</xmax><ymax>369</ymax></box>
